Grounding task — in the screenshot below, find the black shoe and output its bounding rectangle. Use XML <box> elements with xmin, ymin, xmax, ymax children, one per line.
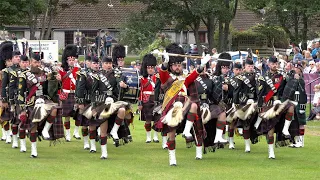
<box><xmin>90</xmin><ymin>150</ymin><xmax>96</xmax><ymax>153</ymax></box>
<box><xmin>153</xmin><ymin>139</ymin><xmax>160</xmax><ymax>143</ymax></box>
<box><xmin>113</xmin><ymin>139</ymin><xmax>120</xmax><ymax>147</ymax></box>
<box><xmin>30</xmin><ymin>155</ymin><xmax>37</xmax><ymax>158</ymax></box>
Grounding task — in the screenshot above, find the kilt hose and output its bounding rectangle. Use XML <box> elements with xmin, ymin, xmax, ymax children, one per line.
<box><xmin>61</xmin><ymin>93</ymin><xmax>76</xmax><ymax>117</ymax></box>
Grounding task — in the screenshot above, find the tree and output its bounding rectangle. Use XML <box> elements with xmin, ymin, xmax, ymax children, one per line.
<box><xmin>243</xmin><ymin>0</ymin><xmax>320</xmax><ymax>49</ymax></box>
<box><xmin>119</xmin><ymin>12</ymin><xmax>169</xmax><ymax>54</ymax></box>
<box><xmin>0</xmin><ymin>0</ymin><xmax>26</xmax><ymax>28</ymax></box>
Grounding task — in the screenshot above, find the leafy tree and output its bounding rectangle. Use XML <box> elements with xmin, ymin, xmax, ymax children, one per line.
<box><xmin>243</xmin><ymin>0</ymin><xmax>320</xmax><ymax>49</ymax></box>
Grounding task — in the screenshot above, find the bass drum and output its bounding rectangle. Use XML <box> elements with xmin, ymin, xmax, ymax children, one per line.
<box><xmin>120</xmin><ymin>68</ymin><xmax>140</xmax><ymax>103</ymax></box>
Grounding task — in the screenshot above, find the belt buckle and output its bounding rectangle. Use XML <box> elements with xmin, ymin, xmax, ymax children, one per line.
<box><xmin>70</xmin><ymin>90</ymin><xmax>75</xmax><ymax>93</ymax></box>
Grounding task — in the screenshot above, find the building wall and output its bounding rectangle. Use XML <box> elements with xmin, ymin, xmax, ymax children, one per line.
<box><xmin>24</xmin><ymin>30</ymin><xmax>41</xmax><ymax>40</ymax></box>
<box><xmin>52</xmin><ymin>31</ymin><xmax>65</xmax><ymax>49</ymax></box>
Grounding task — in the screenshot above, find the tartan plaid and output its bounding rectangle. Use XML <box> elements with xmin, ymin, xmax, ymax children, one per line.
<box><xmin>141</xmin><ymin>101</ymin><xmax>155</xmax><ymax>121</ymax></box>
<box><xmin>61</xmin><ymin>93</ymin><xmax>76</xmax><ymax>117</ymax></box>
<box><xmin>48</xmin><ymin>108</ymin><xmax>65</xmax><ymax>140</ymax></box>
<box><xmin>208</xmin><ymin>104</ymin><xmax>224</xmax><ymax>119</ymax></box>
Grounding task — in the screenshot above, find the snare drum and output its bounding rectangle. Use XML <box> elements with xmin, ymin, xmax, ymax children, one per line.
<box><xmin>120</xmin><ymin>68</ymin><xmax>140</xmax><ymax>103</ymax></box>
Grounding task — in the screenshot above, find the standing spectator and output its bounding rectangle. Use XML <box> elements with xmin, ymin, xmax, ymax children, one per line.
<box><xmin>104</xmin><ymin>31</ymin><xmax>113</xmax><ymax>56</ymax></box>
<box><xmin>95</xmin><ymin>31</ymin><xmax>101</xmax><ymax>54</ymax></box>
<box><xmin>312</xmin><ymin>41</ymin><xmax>320</xmax><ymax>59</ymax></box>
<box><xmin>11</xmin><ymin>33</ymin><xmax>17</xmax><ymax>40</ymax></box>
<box><xmin>293</xmin><ymin>47</ymin><xmax>303</xmax><ymax>63</ymax></box>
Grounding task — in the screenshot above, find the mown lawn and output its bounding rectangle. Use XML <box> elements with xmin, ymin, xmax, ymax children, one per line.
<box><xmin>0</xmin><ymin>112</ymin><xmax>319</xmax><ymax>180</ymax></box>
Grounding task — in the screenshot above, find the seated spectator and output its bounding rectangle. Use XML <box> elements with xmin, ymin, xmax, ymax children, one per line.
<box><xmin>304</xmin><ymin>60</ymin><xmax>317</xmax><ymax>73</ymax></box>
<box><xmin>304</xmin><ymin>51</ymin><xmax>313</xmax><ymax>61</ymax></box>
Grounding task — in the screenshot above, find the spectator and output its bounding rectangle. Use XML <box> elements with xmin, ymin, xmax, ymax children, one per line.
<box><xmin>304</xmin><ymin>51</ymin><xmax>313</xmax><ymax>61</ymax></box>
<box><xmin>104</xmin><ymin>31</ymin><xmax>113</xmax><ymax>56</ymax></box>
<box><xmin>211</xmin><ymin>48</ymin><xmax>217</xmax><ymax>55</ymax></box>
<box><xmin>312</xmin><ymin>41</ymin><xmax>320</xmax><ymax>59</ymax></box>
<box><xmin>316</xmin><ymin>62</ymin><xmax>320</xmax><ymax>74</ymax></box>
<box><xmin>293</xmin><ymin>47</ymin><xmax>303</xmax><ymax>63</ymax></box>
<box><xmin>11</xmin><ymin>33</ymin><xmax>17</xmax><ymax>40</ymax></box>
<box><xmin>283</xmin><ymin>55</ymin><xmax>290</xmax><ymax>62</ymax></box>
<box><xmin>308</xmin><ymin>47</ymin><xmax>313</xmax><ymax>53</ymax></box>
<box><xmin>304</xmin><ymin>60</ymin><xmax>317</xmax><ymax>73</ymax></box>
<box><xmin>130</xmin><ymin>61</ymin><xmax>136</xmax><ymax>68</ymax></box>
<box><xmin>285</xmin><ymin>62</ymin><xmax>293</xmax><ymax>73</ymax></box>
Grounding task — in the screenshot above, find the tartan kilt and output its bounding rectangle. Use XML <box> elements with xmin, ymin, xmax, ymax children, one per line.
<box><xmin>61</xmin><ymin>93</ymin><xmax>76</xmax><ymax>117</ymax></box>
<box><xmin>208</xmin><ymin>104</ymin><xmax>225</xmax><ymax>119</ymax></box>
<box><xmin>141</xmin><ymin>100</ymin><xmax>155</xmax><ymax>121</ymax></box>
<box><xmin>48</xmin><ymin>108</ymin><xmax>64</xmax><ymax>140</ymax></box>
<box><xmin>26</xmin><ymin>103</ymin><xmax>64</xmax><ymax>140</ymax></box>
<box><xmin>77</xmin><ymin>104</ymin><xmax>91</xmax><ymax>126</ymax></box>
<box><xmin>1</xmin><ymin>107</ymin><xmax>12</xmax><ymax>122</ymax></box>
<box><xmin>258</xmin><ymin>103</ymin><xmax>291</xmax><ymax>134</ymax></box>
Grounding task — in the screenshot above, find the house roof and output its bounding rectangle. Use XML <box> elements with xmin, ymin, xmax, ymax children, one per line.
<box><xmin>52</xmin><ymin>0</ymin><xmax>145</xmax><ymax>29</ymax></box>
<box><xmin>6</xmin><ymin>0</ymin><xmax>262</xmax><ymax>31</ymax></box>
<box><xmin>232</xmin><ymin>9</ymin><xmax>263</xmax><ymax>31</ymax></box>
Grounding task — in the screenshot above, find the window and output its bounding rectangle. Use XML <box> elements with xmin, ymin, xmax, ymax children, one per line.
<box><xmin>65</xmin><ymin>31</ymin><xmax>74</xmax><ymax>45</ymax></box>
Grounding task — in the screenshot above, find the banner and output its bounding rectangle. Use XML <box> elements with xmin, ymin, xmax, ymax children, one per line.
<box><xmin>303</xmin><ymin>73</ymin><xmax>320</xmax><ymax>102</ymax></box>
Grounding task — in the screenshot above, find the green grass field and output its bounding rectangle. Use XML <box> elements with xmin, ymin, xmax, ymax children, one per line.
<box><xmin>0</xmin><ymin>113</ymin><xmax>320</xmax><ymax>180</ymax></box>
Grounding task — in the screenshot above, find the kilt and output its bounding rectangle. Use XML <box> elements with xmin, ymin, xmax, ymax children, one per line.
<box><xmin>48</xmin><ymin>108</ymin><xmax>64</xmax><ymax>140</ymax></box>
<box><xmin>61</xmin><ymin>93</ymin><xmax>76</xmax><ymax>117</ymax></box>
<box><xmin>295</xmin><ymin>105</ymin><xmax>306</xmax><ymax>125</ymax></box>
<box><xmin>78</xmin><ymin>104</ymin><xmax>91</xmax><ymax>126</ymax></box>
<box><xmin>208</xmin><ymin>104</ymin><xmax>225</xmax><ymax>119</ymax></box>
<box><xmin>160</xmin><ymin>97</ymin><xmax>193</xmax><ymax>134</ymax></box>
<box><xmin>141</xmin><ymin>100</ymin><xmax>155</xmax><ymax>121</ymax></box>
<box><xmin>258</xmin><ymin>103</ymin><xmax>292</xmax><ymax>134</ymax></box>
<box><xmin>26</xmin><ymin>102</ymin><xmax>64</xmax><ymax>141</ymax></box>
<box><xmin>1</xmin><ymin>107</ymin><xmax>12</xmax><ymax>122</ymax></box>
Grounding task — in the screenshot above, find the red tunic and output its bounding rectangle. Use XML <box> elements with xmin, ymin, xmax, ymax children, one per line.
<box><xmin>58</xmin><ymin>67</ymin><xmax>79</xmax><ymax>93</ymax></box>
<box><xmin>139</xmin><ymin>75</ymin><xmax>157</xmax><ymax>103</ymax></box>
<box><xmin>159</xmin><ymin>68</ymin><xmax>199</xmax><ymax>90</ymax></box>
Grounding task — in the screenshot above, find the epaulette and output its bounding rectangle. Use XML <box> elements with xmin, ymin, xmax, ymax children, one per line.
<box><xmin>9</xmin><ymin>70</ymin><xmax>17</xmax><ymax>77</ymax></box>
<box><xmin>80</xmin><ymin>70</ymin><xmax>87</xmax><ymax>77</ymax></box>
<box><xmin>2</xmin><ymin>68</ymin><xmax>8</xmax><ymax>73</ymax></box>
<box><xmin>236</xmin><ymin>75</ymin><xmax>243</xmax><ymax>81</ymax></box>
